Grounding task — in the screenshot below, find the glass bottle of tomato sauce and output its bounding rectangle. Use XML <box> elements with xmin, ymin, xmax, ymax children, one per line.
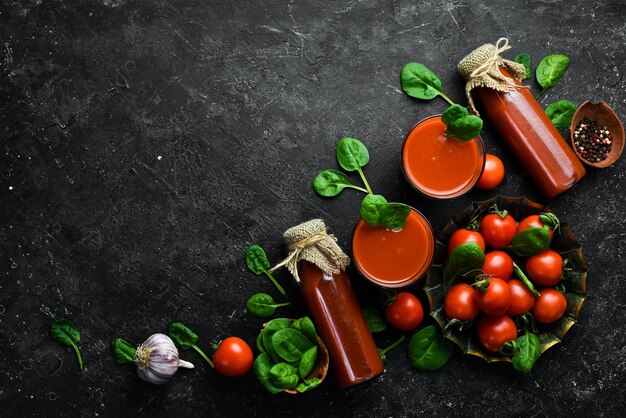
<box><xmin>457</xmin><ymin>39</ymin><xmax>585</xmax><ymax>198</ymax></box>
<box><xmin>272</xmin><ymin>219</ymin><xmax>383</xmax><ymax>387</ymax></box>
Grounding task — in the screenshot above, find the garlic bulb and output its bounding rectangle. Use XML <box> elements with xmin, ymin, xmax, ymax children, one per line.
<box><xmin>134</xmin><ymin>333</ymin><xmax>194</xmax><ymax>384</ymax></box>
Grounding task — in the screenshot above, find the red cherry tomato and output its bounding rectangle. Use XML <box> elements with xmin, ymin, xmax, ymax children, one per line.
<box><xmin>482</xmin><ymin>250</ymin><xmax>514</xmax><ymax>280</ymax></box>
<box><xmin>526</xmin><ymin>250</ymin><xmax>563</xmax><ymax>286</ymax></box>
<box><xmin>506</xmin><ymin>279</ymin><xmax>535</xmax><ymax>316</ymax></box>
<box><xmin>475</xmin><ymin>154</ymin><xmax>505</xmax><ymax>190</ymax></box>
<box><xmin>213</xmin><ymin>336</ymin><xmax>254</xmax><ymax>377</ymax></box>
<box><xmin>444</xmin><ymin>283</ymin><xmax>479</xmax><ymax>321</ymax></box>
<box><xmin>447</xmin><ymin>229</ymin><xmax>486</xmax><ymax>256</ymax></box>
<box><xmin>532</xmin><ymin>288</ymin><xmax>567</xmax><ymax>324</ymax></box>
<box><xmin>477</xmin><ymin>315</ymin><xmax>518</xmax><ymax>352</ymax></box>
<box><xmin>517</xmin><ymin>215</ymin><xmax>554</xmax><ymax>240</ymax></box>
<box><xmin>385</xmin><ymin>292</ymin><xmax>424</xmax><ymax>331</ymax></box>
<box><xmin>479</xmin><ymin>213</ymin><xmax>517</xmax><ymax>248</ymax></box>
<box><xmin>476</xmin><ymin>278</ymin><xmax>512</xmax><ymax>316</ymax></box>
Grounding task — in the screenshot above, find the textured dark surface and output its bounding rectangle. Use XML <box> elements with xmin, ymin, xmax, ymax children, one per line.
<box><xmin>1</xmin><ymin>0</ymin><xmax>625</xmax><ymax>417</ymax></box>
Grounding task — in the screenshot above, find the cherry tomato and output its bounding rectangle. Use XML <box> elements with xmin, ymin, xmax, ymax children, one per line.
<box><xmin>477</xmin><ymin>315</ymin><xmax>518</xmax><ymax>352</ymax></box>
<box><xmin>475</xmin><ymin>154</ymin><xmax>505</xmax><ymax>190</ymax></box>
<box><xmin>532</xmin><ymin>288</ymin><xmax>567</xmax><ymax>324</ymax></box>
<box><xmin>447</xmin><ymin>228</ymin><xmax>486</xmax><ymax>256</ymax></box>
<box><xmin>213</xmin><ymin>336</ymin><xmax>254</xmax><ymax>377</ymax></box>
<box><xmin>444</xmin><ymin>283</ymin><xmax>479</xmax><ymax>321</ymax></box>
<box><xmin>482</xmin><ymin>250</ymin><xmax>514</xmax><ymax>280</ymax></box>
<box><xmin>506</xmin><ymin>279</ymin><xmax>535</xmax><ymax>316</ymax></box>
<box><xmin>476</xmin><ymin>278</ymin><xmax>511</xmax><ymax>316</ymax></box>
<box><xmin>516</xmin><ymin>215</ymin><xmax>554</xmax><ymax>240</ymax></box>
<box><xmin>479</xmin><ymin>213</ymin><xmax>517</xmax><ymax>248</ymax></box>
<box><xmin>385</xmin><ymin>292</ymin><xmax>424</xmax><ymax>331</ymax></box>
<box><xmin>526</xmin><ymin>250</ymin><xmax>563</xmax><ymax>286</ymax></box>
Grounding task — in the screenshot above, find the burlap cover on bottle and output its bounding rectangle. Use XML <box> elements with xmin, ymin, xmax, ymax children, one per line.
<box><xmin>457</xmin><ymin>38</ymin><xmax>528</xmax><ymax>115</ymax></box>
<box><xmin>269</xmin><ymin>219</ymin><xmax>350</xmax><ymax>283</ymax></box>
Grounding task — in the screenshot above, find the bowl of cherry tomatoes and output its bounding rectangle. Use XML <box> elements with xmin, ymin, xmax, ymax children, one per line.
<box><xmin>424</xmin><ymin>196</ymin><xmax>587</xmax><ymax>368</ymax></box>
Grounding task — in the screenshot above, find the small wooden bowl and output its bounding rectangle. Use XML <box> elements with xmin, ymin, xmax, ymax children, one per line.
<box><xmin>570</xmin><ymin>100</ymin><xmax>624</xmax><ymax>168</ymax></box>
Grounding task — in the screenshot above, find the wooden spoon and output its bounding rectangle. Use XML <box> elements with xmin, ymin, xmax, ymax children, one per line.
<box><xmin>570</xmin><ymin>100</ymin><xmax>624</xmax><ymax>168</ymax></box>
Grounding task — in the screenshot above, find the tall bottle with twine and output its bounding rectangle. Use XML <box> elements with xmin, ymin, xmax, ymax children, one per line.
<box><xmin>457</xmin><ymin>38</ymin><xmax>585</xmax><ymax>198</ymax></box>
<box><xmin>271</xmin><ymin>219</ymin><xmax>384</xmax><ymax>387</ymax></box>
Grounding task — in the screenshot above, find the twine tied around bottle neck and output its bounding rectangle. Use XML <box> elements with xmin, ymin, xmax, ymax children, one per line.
<box><xmin>457</xmin><ymin>37</ymin><xmax>529</xmax><ymax>115</ymax></box>
<box><xmin>269</xmin><ymin>219</ymin><xmax>350</xmax><ymax>283</ymax></box>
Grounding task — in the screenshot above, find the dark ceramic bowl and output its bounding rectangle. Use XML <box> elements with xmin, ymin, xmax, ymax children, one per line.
<box><xmin>424</xmin><ymin>196</ymin><xmax>587</xmax><ymax>362</ymax></box>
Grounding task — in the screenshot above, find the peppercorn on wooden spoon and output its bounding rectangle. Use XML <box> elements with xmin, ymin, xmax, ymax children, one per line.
<box><xmin>570</xmin><ymin>100</ymin><xmax>624</xmax><ymax>168</ymax></box>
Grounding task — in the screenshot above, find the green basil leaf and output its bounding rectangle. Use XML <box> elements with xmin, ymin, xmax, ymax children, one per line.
<box><xmin>313</xmin><ymin>169</ymin><xmax>353</xmax><ymax>197</ymax></box>
<box><xmin>514</xmin><ymin>53</ymin><xmax>531</xmax><ymax>80</ymax></box>
<box><xmin>446</xmin><ymin>242</ymin><xmax>485</xmax><ymax>279</ymax></box>
<box><xmin>379</xmin><ymin>203</ymin><xmax>411</xmax><ymax>230</ymax></box>
<box><xmin>545</xmin><ymin>100</ymin><xmax>576</xmax><ymax>131</ymax></box>
<box><xmin>400</xmin><ymin>62</ymin><xmax>444</xmax><ymax>100</ymax></box>
<box><xmin>50</xmin><ymin>318</ymin><xmax>83</xmax><ymax>370</ymax></box>
<box><xmin>296</xmin><ymin>377</ymin><xmax>322</xmax><ymax>393</ymax></box>
<box><xmin>291</xmin><ymin>316</ymin><xmax>318</xmax><ymax>344</ymax></box>
<box><xmin>271</xmin><ymin>328</ymin><xmax>314</xmax><ymax>363</ymax></box>
<box><xmin>359</xmin><ymin>194</ymin><xmax>388</xmax><ymax>226</ymax></box>
<box><xmin>167</xmin><ymin>322</ymin><xmax>198</xmax><ymax>350</ymax></box>
<box><xmin>336</xmin><ymin>137</ymin><xmax>369</xmax><ymax>171</ymax></box>
<box><xmin>298</xmin><ymin>346</ymin><xmax>318</xmax><ymax>378</ymax></box>
<box><xmin>111</xmin><ymin>338</ymin><xmax>136</xmax><ymax>364</ymax></box>
<box><xmin>441</xmin><ymin>104</ymin><xmax>483</xmax><ymax>142</ymax></box>
<box><xmin>511</xmin><ymin>332</ymin><xmax>541</xmax><ymax>374</ymax></box>
<box><xmin>510</xmin><ymin>227</ymin><xmax>551</xmax><ymax>257</ymax></box>
<box><xmin>246</xmin><ymin>293</ymin><xmax>288</xmax><ymax>318</ymax></box>
<box><xmin>536</xmin><ymin>54</ymin><xmax>569</xmax><ymax>89</ymax></box>
<box><xmin>269</xmin><ymin>362</ymin><xmax>299</xmax><ymax>389</ymax></box>
<box><xmin>408</xmin><ymin>325</ymin><xmax>453</xmax><ymax>371</ymax></box>
<box><xmin>364</xmin><ymin>308</ymin><xmax>387</xmax><ymax>333</ymax></box>
<box><xmin>245</xmin><ymin>244</ymin><xmax>271</xmax><ymax>275</ymax></box>
<box><xmin>253</xmin><ymin>353</ymin><xmax>283</xmax><ymax>394</ymax></box>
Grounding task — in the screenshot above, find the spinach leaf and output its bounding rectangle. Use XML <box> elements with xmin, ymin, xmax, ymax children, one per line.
<box><xmin>313</xmin><ymin>169</ymin><xmax>367</xmax><ymax>196</ymax></box>
<box><xmin>408</xmin><ymin>325</ymin><xmax>453</xmax><ymax>371</ymax></box>
<box><xmin>336</xmin><ymin>137</ymin><xmax>369</xmax><ymax>171</ymax></box>
<box><xmin>271</xmin><ymin>328</ymin><xmax>314</xmax><ymax>362</ymax></box>
<box><xmin>291</xmin><ymin>317</ymin><xmax>318</xmax><ymax>344</ymax></box>
<box><xmin>262</xmin><ymin>318</ymin><xmax>293</xmax><ymax>363</ymax></box>
<box><xmin>514</xmin><ymin>53</ymin><xmax>531</xmax><ymax>80</ymax></box>
<box><xmin>364</xmin><ymin>308</ymin><xmax>387</xmax><ymax>333</ymax></box>
<box><xmin>253</xmin><ymin>353</ymin><xmax>283</xmax><ymax>394</ymax></box>
<box><xmin>446</xmin><ymin>242</ymin><xmax>485</xmax><ymax>280</ymax></box>
<box><xmin>296</xmin><ymin>377</ymin><xmax>322</xmax><ymax>393</ymax></box>
<box><xmin>246</xmin><ymin>293</ymin><xmax>290</xmax><ymax>318</ymax></box>
<box><xmin>299</xmin><ymin>346</ymin><xmax>318</xmax><ymax>378</ymax></box>
<box><xmin>50</xmin><ymin>318</ymin><xmax>83</xmax><ymax>370</ymax></box>
<box><xmin>359</xmin><ymin>194</ymin><xmax>388</xmax><ymax>226</ymax></box>
<box><xmin>510</xmin><ymin>227</ymin><xmax>551</xmax><ymax>257</ymax></box>
<box><xmin>245</xmin><ymin>244</ymin><xmax>286</xmax><ymax>295</ymax></box>
<box><xmin>269</xmin><ymin>363</ymin><xmax>300</xmax><ymax>389</ymax></box>
<box><xmin>400</xmin><ymin>62</ymin><xmax>444</xmax><ymax>100</ymax></box>
<box><xmin>511</xmin><ymin>332</ymin><xmax>541</xmax><ymax>373</ymax></box>
<box><xmin>168</xmin><ymin>322</ymin><xmax>214</xmax><ymax>367</ymax></box>
<box><xmin>545</xmin><ymin>100</ymin><xmax>576</xmax><ymax>131</ymax></box>
<box><xmin>111</xmin><ymin>338</ymin><xmax>136</xmax><ymax>364</ymax></box>
<box><xmin>536</xmin><ymin>54</ymin><xmax>569</xmax><ymax>96</ymax></box>
<box><xmin>441</xmin><ymin>104</ymin><xmax>483</xmax><ymax>142</ymax></box>
<box><xmin>379</xmin><ymin>203</ymin><xmax>411</xmax><ymax>230</ymax></box>
<box><xmin>256</xmin><ymin>332</ymin><xmax>266</xmax><ymax>353</ymax></box>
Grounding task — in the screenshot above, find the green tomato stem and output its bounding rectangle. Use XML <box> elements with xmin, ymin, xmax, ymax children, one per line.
<box><xmin>345</xmin><ymin>184</ymin><xmax>369</xmax><ymax>194</ymax></box>
<box><xmin>264</xmin><ymin>270</ymin><xmax>286</xmax><ymax>296</ymax></box>
<box><xmin>192</xmin><ymin>344</ymin><xmax>215</xmax><ymax>368</ymax></box>
<box><xmin>71</xmin><ymin>342</ymin><xmax>84</xmax><ymax>370</ymax></box>
<box><xmin>379</xmin><ymin>335</ymin><xmax>406</xmax><ymax>356</ymax></box>
<box><xmin>438</xmin><ymin>91</ymin><xmax>455</xmax><ymax>106</ymax></box>
<box><xmin>356</xmin><ymin>167</ymin><xmax>373</xmax><ymax>195</ymax></box>
<box><xmin>513</xmin><ymin>262</ymin><xmax>541</xmax><ymax>297</ymax></box>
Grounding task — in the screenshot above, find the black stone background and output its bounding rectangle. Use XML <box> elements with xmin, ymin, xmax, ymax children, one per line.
<box><xmin>1</xmin><ymin>0</ymin><xmax>625</xmax><ymax>417</ymax></box>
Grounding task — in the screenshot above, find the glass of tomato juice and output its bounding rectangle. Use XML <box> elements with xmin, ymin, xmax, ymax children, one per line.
<box><xmin>401</xmin><ymin>115</ymin><xmax>486</xmax><ymax>198</ymax></box>
<box><xmin>352</xmin><ymin>207</ymin><xmax>434</xmax><ymax>288</ymax></box>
